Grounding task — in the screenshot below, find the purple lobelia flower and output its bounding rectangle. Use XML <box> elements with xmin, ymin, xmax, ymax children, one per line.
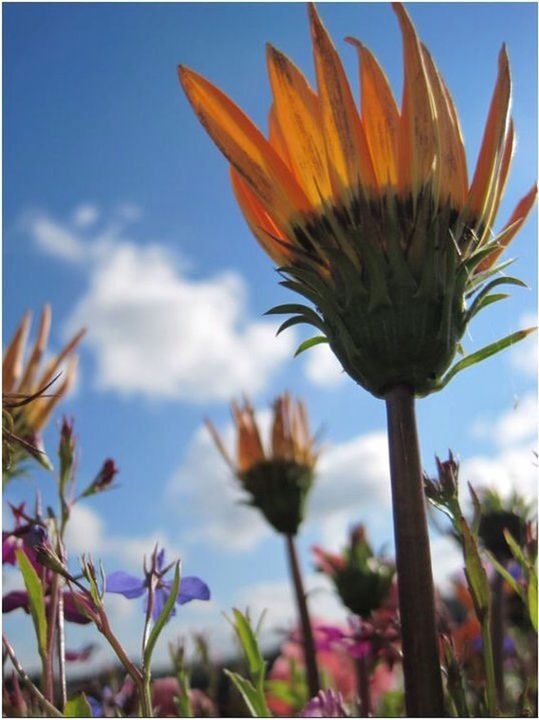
<box><xmin>105</xmin><ymin>547</ymin><xmax>209</xmax><ymax>621</ymax></box>
<box><xmin>299</xmin><ymin>689</ymin><xmax>348</xmax><ymax>718</ymax></box>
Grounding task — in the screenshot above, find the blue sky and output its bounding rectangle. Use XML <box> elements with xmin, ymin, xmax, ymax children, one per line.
<box><xmin>3</xmin><ymin>2</ymin><xmax>537</xmax><ymax>674</ymax></box>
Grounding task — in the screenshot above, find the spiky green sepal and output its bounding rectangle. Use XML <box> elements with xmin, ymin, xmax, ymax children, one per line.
<box><xmin>267</xmin><ymin>200</ymin><xmax>533</xmax><ymax>398</ymax></box>
<box><xmin>239</xmin><ymin>459</ymin><xmax>314</xmax><ymax>535</ymax></box>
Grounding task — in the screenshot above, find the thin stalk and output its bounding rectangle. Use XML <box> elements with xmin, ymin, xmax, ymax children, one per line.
<box><xmin>44</xmin><ymin>572</ymin><xmax>60</xmax><ymax>704</ymax></box>
<box><xmin>140</xmin><ymin>576</ymin><xmax>157</xmax><ymax>718</ymax></box>
<box><xmin>56</xmin><ymin>592</ymin><xmax>67</xmax><ymax>709</ymax></box>
<box><xmin>480</xmin><ymin>611</ymin><xmax>498</xmax><ymax>716</ymax></box>
<box><xmin>3</xmin><ymin>635</ymin><xmax>63</xmax><ymax>718</ymax></box>
<box><xmin>284</xmin><ymin>533</ymin><xmax>320</xmax><ymax>698</ymax></box>
<box><xmin>384</xmin><ymin>384</ymin><xmax>444</xmax><ymax>717</ymax></box>
<box><xmin>356</xmin><ymin>653</ymin><xmax>372</xmax><ymax>717</ymax></box>
<box><xmin>490</xmin><ymin>571</ymin><xmax>505</xmax><ymax>707</ymax></box>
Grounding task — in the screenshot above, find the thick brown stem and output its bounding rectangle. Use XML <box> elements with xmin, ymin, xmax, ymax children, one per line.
<box><xmin>356</xmin><ymin>654</ymin><xmax>372</xmax><ymax>717</ymax></box>
<box><xmin>284</xmin><ymin>533</ymin><xmax>320</xmax><ymax>698</ymax></box>
<box><xmin>385</xmin><ymin>384</ymin><xmax>444</xmax><ymax>717</ymax></box>
<box><xmin>490</xmin><ymin>570</ymin><xmax>505</xmax><ymax>707</ymax></box>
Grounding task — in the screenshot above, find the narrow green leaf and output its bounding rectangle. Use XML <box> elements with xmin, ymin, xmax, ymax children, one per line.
<box><xmin>264</xmin><ymin>303</ymin><xmax>315</xmax><ymax>316</ymax></box>
<box><xmin>467</xmin><ymin>292</ymin><xmax>509</xmax><ymax>320</ymax></box>
<box><xmin>437</xmin><ymin>328</ymin><xmax>537</xmax><ymax>390</ymax></box>
<box><xmin>143</xmin><ymin>561</ymin><xmax>180</xmax><ymax>668</ymax></box>
<box><xmin>466</xmin><ymin>275</ymin><xmax>526</xmax><ymax>321</ymax></box>
<box><xmin>459</xmin><ymin>520</ymin><xmax>490</xmax><ymax>618</ymax></box>
<box><xmin>294</xmin><ymin>335</ymin><xmax>329</xmax><ymax>357</ymax></box>
<box><xmin>231</xmin><ymin>609</ymin><xmax>264</xmax><ymax>681</ymax></box>
<box><xmin>64</xmin><ymin>692</ymin><xmax>92</xmax><ymax>717</ymax></box>
<box><xmin>527</xmin><ymin>568</ymin><xmax>537</xmax><ymax>632</ymax></box>
<box><xmin>503</xmin><ymin>529</ymin><xmax>527</xmax><ymax>567</ymax></box>
<box><xmin>15</xmin><ymin>549</ymin><xmax>47</xmax><ymax>656</ymax></box>
<box><xmin>224</xmin><ymin>670</ymin><xmax>270</xmax><ymax>717</ymax></box>
<box><xmin>485</xmin><ymin>551</ymin><xmax>525</xmax><ymax>603</ymax></box>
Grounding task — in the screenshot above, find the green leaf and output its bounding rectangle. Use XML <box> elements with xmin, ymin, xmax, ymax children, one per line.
<box><xmin>143</xmin><ymin>561</ymin><xmax>180</xmax><ymax>668</ymax></box>
<box><xmin>459</xmin><ymin>520</ymin><xmax>490</xmax><ymax>619</ymax></box>
<box><xmin>264</xmin><ymin>303</ymin><xmax>316</xmax><ymax>316</ymax></box>
<box><xmin>437</xmin><ymin>327</ymin><xmax>537</xmax><ymax>390</ymax></box>
<box><xmin>503</xmin><ymin>529</ymin><xmax>527</xmax><ymax>567</ymax></box>
<box><xmin>64</xmin><ymin>692</ymin><xmax>92</xmax><ymax>717</ymax></box>
<box><xmin>527</xmin><ymin>567</ymin><xmax>537</xmax><ymax>632</ymax></box>
<box><xmin>15</xmin><ymin>549</ymin><xmax>47</xmax><ymax>656</ymax></box>
<box><xmin>224</xmin><ymin>670</ymin><xmax>270</xmax><ymax>717</ymax></box>
<box><xmin>465</xmin><ymin>275</ymin><xmax>526</xmax><ymax>321</ymax></box>
<box><xmin>294</xmin><ymin>335</ymin><xmax>329</xmax><ymax>357</ymax></box>
<box><xmin>231</xmin><ymin>609</ymin><xmax>265</xmax><ymax>684</ymax></box>
<box><xmin>485</xmin><ymin>551</ymin><xmax>525</xmax><ymax>603</ymax></box>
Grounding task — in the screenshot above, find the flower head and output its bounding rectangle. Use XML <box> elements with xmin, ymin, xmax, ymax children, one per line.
<box><xmin>105</xmin><ymin>547</ymin><xmax>210</xmax><ymax>621</ymax></box>
<box><xmin>312</xmin><ymin>524</ymin><xmax>395</xmax><ymax>618</ymax></box>
<box><xmin>2</xmin><ymin>305</ymin><xmax>85</xmax><ymax>471</ymax></box>
<box><xmin>207</xmin><ymin>392</ymin><xmax>318</xmax><ymax>534</ymax></box>
<box><xmin>179</xmin><ymin>3</ymin><xmax>536</xmax><ymax>398</ymax></box>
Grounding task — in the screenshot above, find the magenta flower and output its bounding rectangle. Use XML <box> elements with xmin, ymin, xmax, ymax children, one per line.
<box><xmin>105</xmin><ymin>548</ymin><xmax>209</xmax><ymax>621</ymax></box>
<box><xmin>2</xmin><ymin>589</ymin><xmax>93</xmax><ymax>624</ymax></box>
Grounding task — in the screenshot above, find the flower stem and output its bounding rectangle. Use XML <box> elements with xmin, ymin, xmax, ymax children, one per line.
<box><xmin>480</xmin><ymin>607</ymin><xmax>498</xmax><ymax>716</ymax></box>
<box><xmin>3</xmin><ymin>634</ymin><xmax>64</xmax><ymax>718</ymax></box>
<box><xmin>490</xmin><ymin>570</ymin><xmax>505</xmax><ymax>707</ymax></box>
<box><xmin>284</xmin><ymin>533</ymin><xmax>320</xmax><ymax>698</ymax></box>
<box><xmin>384</xmin><ymin>384</ymin><xmax>444</xmax><ymax>717</ymax></box>
<box><xmin>356</xmin><ymin>653</ymin><xmax>372</xmax><ymax>717</ymax></box>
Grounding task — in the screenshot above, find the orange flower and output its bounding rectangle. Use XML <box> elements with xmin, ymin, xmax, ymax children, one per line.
<box><xmin>178</xmin><ymin>3</ymin><xmax>536</xmax><ymax>397</ymax></box>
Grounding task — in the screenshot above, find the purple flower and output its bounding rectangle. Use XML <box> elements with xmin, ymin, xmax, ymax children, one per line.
<box><xmin>105</xmin><ymin>548</ymin><xmax>209</xmax><ymax>621</ymax></box>
<box><xmin>300</xmin><ymin>689</ymin><xmax>348</xmax><ymax>717</ymax></box>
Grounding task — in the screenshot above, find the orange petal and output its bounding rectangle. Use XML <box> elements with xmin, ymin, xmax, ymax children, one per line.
<box><xmin>3</xmin><ymin>309</ymin><xmax>31</xmax><ymax>392</ymax></box>
<box><xmin>230</xmin><ymin>166</ymin><xmax>291</xmax><ymax>266</ymax></box>
<box><xmin>26</xmin><ymin>356</ymin><xmax>78</xmax><ymax>432</ymax></box>
<box><xmin>268</xmin><ymin>104</ymin><xmax>293</xmax><ymax>170</ymax></box>
<box><xmin>476</xmin><ymin>184</ymin><xmax>537</xmax><ymax>271</ymax></box>
<box><xmin>346</xmin><ymin>38</ymin><xmax>399</xmax><ymax>187</ymax></box>
<box><xmin>466</xmin><ymin>46</ymin><xmax>511</xmax><ymax>224</ymax></box>
<box><xmin>178</xmin><ymin>65</ymin><xmax>312</xmax><ymax>229</ymax></box>
<box><xmin>231</xmin><ymin>399</ymin><xmax>265</xmax><ymax>471</ymax></box>
<box><xmin>37</xmin><ymin>327</ymin><xmax>86</xmax><ymax>392</ymax></box>
<box><xmin>19</xmin><ymin>304</ymin><xmax>51</xmax><ymax>393</ymax></box>
<box><xmin>479</xmin><ymin>119</ymin><xmax>514</xmax><ymax>242</ymax></box>
<box><xmin>308</xmin><ymin>3</ymin><xmax>377</xmax><ymax>197</ymax></box>
<box><xmin>393</xmin><ymin>3</ymin><xmax>438</xmax><ymax>199</ymax></box>
<box><xmin>421</xmin><ymin>43</ymin><xmax>468</xmax><ymax>206</ymax></box>
<box><xmin>266</xmin><ymin>44</ymin><xmax>332</xmax><ymax>205</ymax></box>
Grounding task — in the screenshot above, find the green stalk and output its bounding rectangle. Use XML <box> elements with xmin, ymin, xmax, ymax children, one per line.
<box><xmin>480</xmin><ymin>610</ymin><xmax>498</xmax><ymax>716</ymax></box>
<box><xmin>140</xmin><ymin>575</ymin><xmax>157</xmax><ymax>718</ymax></box>
<box><xmin>490</xmin><ymin>571</ymin><xmax>505</xmax><ymax>707</ymax></box>
<box><xmin>384</xmin><ymin>384</ymin><xmax>444</xmax><ymax>717</ymax></box>
<box><xmin>284</xmin><ymin>533</ymin><xmax>320</xmax><ymax>698</ymax></box>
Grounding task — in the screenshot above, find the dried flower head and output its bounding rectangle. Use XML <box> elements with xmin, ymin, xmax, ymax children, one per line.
<box><xmin>207</xmin><ymin>393</ymin><xmax>318</xmax><ymax>534</ymax></box>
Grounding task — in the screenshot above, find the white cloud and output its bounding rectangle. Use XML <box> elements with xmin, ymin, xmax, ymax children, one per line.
<box><xmin>460</xmin><ymin>444</ymin><xmax>537</xmax><ymax>505</ymax></box>
<box><xmin>72</xmin><ymin>204</ymin><xmax>99</xmax><ymax>228</ymax></box>
<box><xmin>509</xmin><ymin>311</ymin><xmax>538</xmax><ymax>378</ymax></box>
<box><xmin>170</xmin><ymin>416</ymin><xmax>391</xmax><ymax>555</ymax></box>
<box><xmin>429</xmin><ymin>534</ymin><xmax>464</xmax><ymax>594</ymax></box>
<box><xmin>63</xmin><ymin>503</ymin><xmax>180</xmax><ymax>572</ymax></box>
<box><xmin>472</xmin><ymin>391</ymin><xmax>537</xmax><ymax>446</ymax></box>
<box><xmin>27</xmin><ymin>207</ymin><xmax>295</xmax><ymax>402</ymax></box>
<box><xmin>169</xmin><ymin>424</ymin><xmax>271</xmax><ymax>551</ymax></box>
<box><xmin>303</xmin><ymin>343</ymin><xmax>346</xmax><ymax>387</ymax></box>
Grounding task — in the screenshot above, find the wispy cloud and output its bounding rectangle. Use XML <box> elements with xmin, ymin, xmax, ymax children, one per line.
<box><xmin>25</xmin><ymin>206</ymin><xmax>295</xmax><ymax>402</ymax></box>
